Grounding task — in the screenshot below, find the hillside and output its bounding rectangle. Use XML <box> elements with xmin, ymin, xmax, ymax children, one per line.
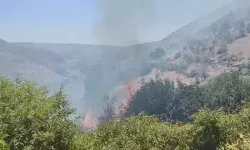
<box><xmin>1</xmin><ymin>0</ymin><xmax>250</xmax><ymax>117</ymax></box>
<box><xmin>0</xmin><ymin>40</ymin><xmax>64</xmax><ymax>85</ymax></box>
<box><xmin>3</xmin><ymin>0</ymin><xmax>250</xmax><ymax>149</ymax></box>
<box><xmin>107</xmin><ymin>0</ymin><xmax>250</xmax><ymax>116</ymax></box>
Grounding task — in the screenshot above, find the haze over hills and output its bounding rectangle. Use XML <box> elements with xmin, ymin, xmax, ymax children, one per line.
<box><xmin>0</xmin><ymin>0</ymin><xmax>250</xmax><ymax>116</ymax></box>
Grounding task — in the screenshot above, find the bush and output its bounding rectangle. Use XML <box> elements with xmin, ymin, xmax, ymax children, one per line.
<box><xmin>0</xmin><ymin>139</ymin><xmax>9</xmax><ymax>150</ymax></box>
<box><xmin>220</xmin><ymin>137</ymin><xmax>250</xmax><ymax>150</ymax></box>
<box><xmin>0</xmin><ymin>78</ymin><xmax>77</xmax><ymax>150</ymax></box>
<box><xmin>203</xmin><ymin>71</ymin><xmax>250</xmax><ymax>113</ymax></box>
<box><xmin>217</xmin><ymin>45</ymin><xmax>228</xmax><ymax>54</ymax></box>
<box><xmin>124</xmin><ymin>79</ymin><xmax>181</xmax><ymax>121</ymax></box>
<box><xmin>174</xmin><ymin>52</ymin><xmax>181</xmax><ymax>59</ymax></box>
<box><xmin>73</xmin><ymin>107</ymin><xmax>250</xmax><ymax>150</ymax></box>
<box><xmin>70</xmin><ymin>114</ymin><xmax>197</xmax><ymax>150</ymax></box>
<box><xmin>124</xmin><ymin>78</ymin><xmax>205</xmax><ymax>122</ymax></box>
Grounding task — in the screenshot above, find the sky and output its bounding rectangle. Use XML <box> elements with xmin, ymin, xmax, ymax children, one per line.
<box><xmin>0</xmin><ymin>0</ymin><xmax>233</xmax><ymax>45</ymax></box>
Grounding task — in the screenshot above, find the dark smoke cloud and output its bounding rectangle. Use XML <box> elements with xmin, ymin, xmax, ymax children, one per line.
<box><xmin>93</xmin><ymin>0</ymin><xmax>155</xmax><ymax>46</ymax></box>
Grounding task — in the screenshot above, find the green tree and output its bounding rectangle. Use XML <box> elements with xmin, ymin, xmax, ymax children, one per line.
<box><xmin>125</xmin><ymin>79</ymin><xmax>191</xmax><ymax>122</ymax></box>
<box><xmin>0</xmin><ymin>78</ymin><xmax>77</xmax><ymax>150</ymax></box>
<box><xmin>203</xmin><ymin>71</ymin><xmax>250</xmax><ymax>113</ymax></box>
<box><xmin>125</xmin><ymin>79</ymin><xmax>179</xmax><ymax>121</ymax></box>
<box><xmin>125</xmin><ymin>71</ymin><xmax>250</xmax><ymax>122</ymax></box>
<box><xmin>176</xmin><ymin>79</ymin><xmax>205</xmax><ymax>120</ymax></box>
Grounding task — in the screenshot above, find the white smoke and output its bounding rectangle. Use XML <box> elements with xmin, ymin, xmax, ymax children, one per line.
<box><xmin>93</xmin><ymin>0</ymin><xmax>155</xmax><ymax>46</ymax></box>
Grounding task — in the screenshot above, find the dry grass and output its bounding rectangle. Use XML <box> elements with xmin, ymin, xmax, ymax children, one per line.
<box><xmin>228</xmin><ymin>34</ymin><xmax>250</xmax><ymax>59</ymax></box>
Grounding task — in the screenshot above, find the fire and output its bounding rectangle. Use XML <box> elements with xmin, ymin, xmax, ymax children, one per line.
<box><xmin>82</xmin><ymin>79</ymin><xmax>142</xmax><ymax>130</ymax></box>
<box><xmin>123</xmin><ymin>80</ymin><xmax>139</xmax><ymax>108</ymax></box>
<box><xmin>82</xmin><ymin>111</ymin><xmax>98</xmax><ymax>132</ymax></box>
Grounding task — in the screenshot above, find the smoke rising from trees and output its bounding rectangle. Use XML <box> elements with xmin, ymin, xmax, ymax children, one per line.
<box><xmin>93</xmin><ymin>0</ymin><xmax>154</xmax><ymax>46</ymax></box>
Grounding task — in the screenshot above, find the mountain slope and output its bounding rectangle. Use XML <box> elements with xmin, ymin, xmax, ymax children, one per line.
<box><xmin>1</xmin><ymin>0</ymin><xmax>250</xmax><ymax>116</ymax></box>
<box><xmin>0</xmin><ymin>41</ymin><xmax>64</xmax><ymax>84</ymax></box>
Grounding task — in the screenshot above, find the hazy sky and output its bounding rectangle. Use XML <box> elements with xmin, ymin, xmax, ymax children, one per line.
<box><xmin>0</xmin><ymin>0</ymin><xmax>233</xmax><ymax>45</ymax></box>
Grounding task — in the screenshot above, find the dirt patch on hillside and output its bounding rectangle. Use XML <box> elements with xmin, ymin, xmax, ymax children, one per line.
<box><xmin>228</xmin><ymin>34</ymin><xmax>250</xmax><ymax>59</ymax></box>
<box><xmin>124</xmin><ymin>70</ymin><xmax>194</xmax><ymax>94</ymax></box>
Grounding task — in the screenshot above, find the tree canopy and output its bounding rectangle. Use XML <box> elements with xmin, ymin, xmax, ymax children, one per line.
<box><xmin>0</xmin><ymin>78</ymin><xmax>77</xmax><ymax>150</ymax></box>
<box><xmin>125</xmin><ymin>71</ymin><xmax>250</xmax><ymax>122</ymax></box>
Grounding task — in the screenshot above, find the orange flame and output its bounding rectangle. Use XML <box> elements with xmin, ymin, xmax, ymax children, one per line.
<box><xmin>122</xmin><ymin>80</ymin><xmax>139</xmax><ymax>109</ymax></box>
<box><xmin>82</xmin><ymin>111</ymin><xmax>98</xmax><ymax>132</ymax></box>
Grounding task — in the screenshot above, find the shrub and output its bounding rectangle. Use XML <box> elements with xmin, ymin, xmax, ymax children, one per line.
<box><xmin>0</xmin><ymin>139</ymin><xmax>9</xmax><ymax>150</ymax></box>
<box><xmin>203</xmin><ymin>71</ymin><xmax>250</xmax><ymax>113</ymax></box>
<box><xmin>124</xmin><ymin>78</ymin><xmax>205</xmax><ymax>122</ymax></box>
<box><xmin>174</xmin><ymin>52</ymin><xmax>181</xmax><ymax>59</ymax></box>
<box><xmin>70</xmin><ymin>114</ymin><xmax>197</xmax><ymax>150</ymax></box>
<box><xmin>72</xmin><ymin>107</ymin><xmax>250</xmax><ymax>150</ymax></box>
<box><xmin>0</xmin><ymin>78</ymin><xmax>77</xmax><ymax>150</ymax></box>
<box><xmin>124</xmin><ymin>79</ymin><xmax>181</xmax><ymax>121</ymax></box>
<box><xmin>220</xmin><ymin>137</ymin><xmax>250</xmax><ymax>150</ymax></box>
<box><xmin>217</xmin><ymin>45</ymin><xmax>228</xmax><ymax>54</ymax></box>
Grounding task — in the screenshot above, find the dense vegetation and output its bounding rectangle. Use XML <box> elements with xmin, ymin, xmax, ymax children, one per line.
<box><xmin>1</xmin><ymin>71</ymin><xmax>250</xmax><ymax>149</ymax></box>
<box><xmin>125</xmin><ymin>71</ymin><xmax>250</xmax><ymax>122</ymax></box>
<box><xmin>0</xmin><ymin>78</ymin><xmax>78</xmax><ymax>150</ymax></box>
<box><xmin>75</xmin><ymin>108</ymin><xmax>250</xmax><ymax>150</ymax></box>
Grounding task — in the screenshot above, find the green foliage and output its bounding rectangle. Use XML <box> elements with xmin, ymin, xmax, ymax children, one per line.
<box><xmin>176</xmin><ymin>79</ymin><xmax>205</xmax><ymax>119</ymax></box>
<box><xmin>124</xmin><ymin>79</ymin><xmax>186</xmax><ymax>122</ymax></box>
<box><xmin>70</xmin><ymin>115</ymin><xmax>195</xmax><ymax>150</ymax></box>
<box><xmin>221</xmin><ymin>137</ymin><xmax>250</xmax><ymax>150</ymax></box>
<box><xmin>0</xmin><ymin>139</ymin><xmax>9</xmax><ymax>150</ymax></box>
<box><xmin>125</xmin><ymin>71</ymin><xmax>250</xmax><ymax>122</ymax></box>
<box><xmin>124</xmin><ymin>78</ymin><xmax>198</xmax><ymax>122</ymax></box>
<box><xmin>191</xmin><ymin>110</ymin><xmax>225</xmax><ymax>149</ymax></box>
<box><xmin>72</xmin><ymin>107</ymin><xmax>250</xmax><ymax>150</ymax></box>
<box><xmin>2</xmin><ymin>69</ymin><xmax>250</xmax><ymax>149</ymax></box>
<box><xmin>0</xmin><ymin>78</ymin><xmax>77</xmax><ymax>150</ymax></box>
<box><xmin>71</xmin><ymin>71</ymin><xmax>250</xmax><ymax>149</ymax></box>
<box><xmin>203</xmin><ymin>71</ymin><xmax>250</xmax><ymax>113</ymax></box>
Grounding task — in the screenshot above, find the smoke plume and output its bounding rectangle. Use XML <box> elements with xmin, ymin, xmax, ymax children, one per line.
<box><xmin>83</xmin><ymin>0</ymin><xmax>155</xmax><ymax>130</ymax></box>
<box><xmin>93</xmin><ymin>0</ymin><xmax>155</xmax><ymax>46</ymax></box>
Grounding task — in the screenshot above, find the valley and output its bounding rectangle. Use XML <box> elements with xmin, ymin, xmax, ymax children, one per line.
<box><xmin>0</xmin><ymin>0</ymin><xmax>250</xmax><ymax>118</ymax></box>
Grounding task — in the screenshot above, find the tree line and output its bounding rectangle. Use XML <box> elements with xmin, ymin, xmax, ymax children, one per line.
<box><xmin>1</xmin><ymin>71</ymin><xmax>250</xmax><ymax>149</ymax></box>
